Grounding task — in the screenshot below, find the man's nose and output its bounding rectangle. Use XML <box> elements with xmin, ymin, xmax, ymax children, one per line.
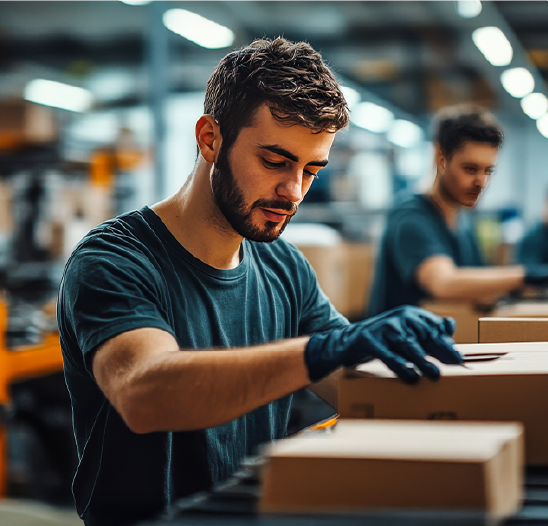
<box><xmin>276</xmin><ymin>170</ymin><xmax>304</xmax><ymax>203</ymax></box>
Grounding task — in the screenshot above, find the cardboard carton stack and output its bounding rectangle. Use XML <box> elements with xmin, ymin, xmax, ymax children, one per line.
<box><xmin>260</xmin><ymin>419</ymin><xmax>523</xmax><ymax>518</ymax></box>
<box><xmin>338</xmin><ymin>342</ymin><xmax>548</xmax><ymax>465</ymax></box>
<box><xmin>479</xmin><ymin>317</ymin><xmax>548</xmax><ymax>343</ymax></box>
<box><xmin>421</xmin><ymin>301</ymin><xmax>548</xmax><ymax>344</ymax></box>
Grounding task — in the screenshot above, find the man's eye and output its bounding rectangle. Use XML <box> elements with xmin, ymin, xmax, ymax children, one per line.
<box><xmin>263</xmin><ymin>159</ymin><xmax>285</xmax><ymax>169</ymax></box>
<box><xmin>304</xmin><ymin>170</ymin><xmax>319</xmax><ymax>180</ymax></box>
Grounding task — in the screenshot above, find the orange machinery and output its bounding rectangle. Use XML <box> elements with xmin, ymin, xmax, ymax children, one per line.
<box><xmin>0</xmin><ymin>300</ymin><xmax>64</xmax><ymax>497</ymax></box>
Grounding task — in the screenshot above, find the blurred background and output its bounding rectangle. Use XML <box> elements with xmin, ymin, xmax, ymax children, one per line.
<box><xmin>0</xmin><ymin>0</ymin><xmax>547</xmax><ymax>523</ymax></box>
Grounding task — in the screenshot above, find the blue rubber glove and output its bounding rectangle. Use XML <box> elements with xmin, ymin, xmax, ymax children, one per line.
<box><xmin>524</xmin><ymin>265</ymin><xmax>548</xmax><ymax>286</ymax></box>
<box><xmin>304</xmin><ymin>305</ymin><xmax>462</xmax><ymax>384</ymax></box>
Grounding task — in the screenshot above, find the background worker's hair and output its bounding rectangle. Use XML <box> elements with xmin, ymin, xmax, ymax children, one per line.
<box><xmin>432</xmin><ymin>103</ymin><xmax>504</xmax><ymax>159</ymax></box>
<box><xmin>204</xmin><ymin>37</ymin><xmax>349</xmax><ymax>152</ymax></box>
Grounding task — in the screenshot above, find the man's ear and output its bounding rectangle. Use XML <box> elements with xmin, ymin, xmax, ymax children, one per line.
<box><xmin>435</xmin><ymin>143</ymin><xmax>446</xmax><ymax>173</ymax></box>
<box><xmin>196</xmin><ymin>115</ymin><xmax>222</xmax><ymax>163</ymax></box>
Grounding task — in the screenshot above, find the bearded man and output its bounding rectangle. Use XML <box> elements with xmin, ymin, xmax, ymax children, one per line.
<box><xmin>58</xmin><ymin>38</ymin><xmax>461</xmax><ymax>526</ymax></box>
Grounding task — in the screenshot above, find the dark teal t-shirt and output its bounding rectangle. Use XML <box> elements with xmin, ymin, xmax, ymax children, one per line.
<box><xmin>367</xmin><ymin>194</ymin><xmax>484</xmax><ymax>317</ymax></box>
<box><xmin>57</xmin><ymin>206</ymin><xmax>348</xmax><ymax>526</ymax></box>
<box><xmin>519</xmin><ymin>223</ymin><xmax>548</xmax><ymax>265</ymax></box>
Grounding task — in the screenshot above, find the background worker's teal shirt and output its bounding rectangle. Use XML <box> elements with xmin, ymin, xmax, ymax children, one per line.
<box><xmin>519</xmin><ymin>223</ymin><xmax>548</xmax><ymax>264</ymax></box>
<box><xmin>367</xmin><ymin>194</ymin><xmax>484</xmax><ymax>317</ymax></box>
<box><xmin>57</xmin><ymin>206</ymin><xmax>348</xmax><ymax>526</ymax></box>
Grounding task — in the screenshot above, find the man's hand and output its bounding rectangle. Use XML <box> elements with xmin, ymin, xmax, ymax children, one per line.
<box><xmin>304</xmin><ymin>305</ymin><xmax>462</xmax><ymax>384</ymax></box>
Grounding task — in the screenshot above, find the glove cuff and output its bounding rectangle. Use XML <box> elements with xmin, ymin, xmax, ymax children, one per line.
<box><xmin>304</xmin><ymin>332</ymin><xmax>337</xmax><ymax>383</ymax></box>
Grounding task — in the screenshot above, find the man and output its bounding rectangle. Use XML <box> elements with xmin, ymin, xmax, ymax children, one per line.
<box><xmin>368</xmin><ymin>104</ymin><xmax>548</xmax><ymax>317</ymax></box>
<box><xmin>58</xmin><ymin>38</ymin><xmax>461</xmax><ymax>526</ymax></box>
<box><xmin>519</xmin><ymin>191</ymin><xmax>548</xmax><ymax>265</ymax></box>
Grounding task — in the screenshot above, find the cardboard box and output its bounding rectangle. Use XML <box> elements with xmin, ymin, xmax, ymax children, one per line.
<box><xmin>260</xmin><ymin>420</ymin><xmax>523</xmax><ymax>518</ymax></box>
<box><xmin>420</xmin><ymin>301</ymin><xmax>491</xmax><ymax>344</ymax></box>
<box><xmin>0</xmin><ymin>99</ymin><xmax>57</xmax><ymax>149</ymax></box>
<box><xmin>338</xmin><ymin>343</ymin><xmax>548</xmax><ymax>465</ymax></box>
<box><xmin>420</xmin><ymin>301</ymin><xmax>548</xmax><ymax>344</ymax></box>
<box><xmin>296</xmin><ymin>242</ymin><xmax>374</xmax><ymax>319</ymax></box>
<box><xmin>493</xmin><ymin>302</ymin><xmax>548</xmax><ymax>318</ymax></box>
<box><xmin>0</xmin><ymin>179</ymin><xmax>13</xmax><ymax>234</ymax></box>
<box><xmin>344</xmin><ymin>242</ymin><xmax>374</xmax><ymax>319</ymax></box>
<box><xmin>296</xmin><ymin>244</ymin><xmax>347</xmax><ymax>314</ymax></box>
<box><xmin>479</xmin><ymin>318</ymin><xmax>548</xmax><ymax>343</ymax></box>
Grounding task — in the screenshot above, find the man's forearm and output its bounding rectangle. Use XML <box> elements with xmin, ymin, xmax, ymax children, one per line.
<box><xmin>111</xmin><ymin>334</ymin><xmax>312</xmax><ymax>434</ymax></box>
<box><xmin>426</xmin><ymin>266</ymin><xmax>525</xmax><ymax>301</ymax></box>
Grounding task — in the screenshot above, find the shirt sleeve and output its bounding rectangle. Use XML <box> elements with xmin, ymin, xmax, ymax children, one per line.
<box><xmin>389</xmin><ymin>212</ymin><xmax>453</xmax><ymax>284</ymax></box>
<box><xmin>59</xmin><ymin>239</ymin><xmax>175</xmax><ymax>376</ymax></box>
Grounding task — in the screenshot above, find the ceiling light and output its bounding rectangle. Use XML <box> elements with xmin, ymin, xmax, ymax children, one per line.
<box><xmin>501</xmin><ymin>67</ymin><xmax>535</xmax><ymax>98</ymax></box>
<box><xmin>25</xmin><ymin>79</ymin><xmax>93</xmax><ymax>112</ymax></box>
<box><xmin>472</xmin><ymin>27</ymin><xmax>513</xmax><ymax>66</ymax></box>
<box><xmin>457</xmin><ymin>0</ymin><xmax>482</xmax><ymax>18</ymax></box>
<box><xmin>163</xmin><ymin>9</ymin><xmax>234</xmax><ymax>49</ymax></box>
<box><xmin>119</xmin><ymin>0</ymin><xmax>152</xmax><ymax>4</ymax></box>
<box><xmin>520</xmin><ymin>93</ymin><xmax>548</xmax><ymax>120</ymax></box>
<box><xmin>351</xmin><ymin>102</ymin><xmax>394</xmax><ymax>133</ymax></box>
<box><xmin>537</xmin><ymin>114</ymin><xmax>548</xmax><ymax>138</ymax></box>
<box><xmin>387</xmin><ymin>119</ymin><xmax>423</xmax><ymax>148</ymax></box>
<box><xmin>341</xmin><ymin>86</ymin><xmax>361</xmax><ymax>110</ymax></box>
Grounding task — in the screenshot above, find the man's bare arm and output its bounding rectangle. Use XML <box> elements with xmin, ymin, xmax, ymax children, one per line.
<box><xmin>92</xmin><ymin>327</ymin><xmax>311</xmax><ymax>434</ymax></box>
<box><xmin>416</xmin><ymin>256</ymin><xmax>525</xmax><ymax>302</ymax></box>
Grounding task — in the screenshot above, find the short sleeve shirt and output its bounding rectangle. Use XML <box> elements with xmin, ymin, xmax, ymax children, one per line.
<box><xmin>57</xmin><ymin>206</ymin><xmax>348</xmax><ymax>526</ymax></box>
<box><xmin>367</xmin><ymin>194</ymin><xmax>484</xmax><ymax>317</ymax></box>
<box><xmin>519</xmin><ymin>223</ymin><xmax>548</xmax><ymax>265</ymax></box>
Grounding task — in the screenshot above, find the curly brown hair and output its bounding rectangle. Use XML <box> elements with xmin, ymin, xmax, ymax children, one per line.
<box><xmin>432</xmin><ymin>103</ymin><xmax>504</xmax><ymax>160</ymax></box>
<box><xmin>204</xmin><ymin>37</ymin><xmax>349</xmax><ymax>151</ymax></box>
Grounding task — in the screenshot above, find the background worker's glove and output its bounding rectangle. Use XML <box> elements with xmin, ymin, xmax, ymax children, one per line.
<box><xmin>524</xmin><ymin>265</ymin><xmax>548</xmax><ymax>287</ymax></box>
<box><xmin>304</xmin><ymin>305</ymin><xmax>461</xmax><ymax>384</ymax></box>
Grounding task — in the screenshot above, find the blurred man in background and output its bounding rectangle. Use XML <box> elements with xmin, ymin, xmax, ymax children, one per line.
<box><xmin>57</xmin><ymin>38</ymin><xmax>461</xmax><ymax>526</ymax></box>
<box><xmin>519</xmin><ymin>190</ymin><xmax>548</xmax><ymax>265</ymax></box>
<box><xmin>368</xmin><ymin>104</ymin><xmax>548</xmax><ymax>317</ymax></box>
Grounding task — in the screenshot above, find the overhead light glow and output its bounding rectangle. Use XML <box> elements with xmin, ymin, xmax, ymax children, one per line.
<box><xmin>351</xmin><ymin>102</ymin><xmax>394</xmax><ymax>133</ymax></box>
<box><xmin>457</xmin><ymin>0</ymin><xmax>482</xmax><ymax>18</ymax></box>
<box><xmin>537</xmin><ymin>114</ymin><xmax>548</xmax><ymax>138</ymax></box>
<box><xmin>501</xmin><ymin>67</ymin><xmax>535</xmax><ymax>98</ymax></box>
<box><xmin>387</xmin><ymin>119</ymin><xmax>423</xmax><ymax>148</ymax></box>
<box><xmin>163</xmin><ymin>9</ymin><xmax>234</xmax><ymax>49</ymax></box>
<box><xmin>521</xmin><ymin>93</ymin><xmax>548</xmax><ymax>120</ymax></box>
<box><xmin>341</xmin><ymin>86</ymin><xmax>361</xmax><ymax>110</ymax></box>
<box><xmin>25</xmin><ymin>79</ymin><xmax>93</xmax><ymax>112</ymax></box>
<box><xmin>119</xmin><ymin>0</ymin><xmax>152</xmax><ymax>5</ymax></box>
<box><xmin>472</xmin><ymin>27</ymin><xmax>513</xmax><ymax>66</ymax></box>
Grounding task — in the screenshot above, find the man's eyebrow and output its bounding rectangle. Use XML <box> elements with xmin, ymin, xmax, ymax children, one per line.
<box><xmin>258</xmin><ymin>144</ymin><xmax>329</xmax><ymax>167</ymax></box>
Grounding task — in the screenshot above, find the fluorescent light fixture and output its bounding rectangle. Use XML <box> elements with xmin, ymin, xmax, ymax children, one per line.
<box><xmin>387</xmin><ymin>119</ymin><xmax>423</xmax><ymax>148</ymax></box>
<box><xmin>25</xmin><ymin>79</ymin><xmax>93</xmax><ymax>112</ymax></box>
<box><xmin>457</xmin><ymin>0</ymin><xmax>482</xmax><ymax>18</ymax></box>
<box><xmin>501</xmin><ymin>67</ymin><xmax>535</xmax><ymax>98</ymax></box>
<box><xmin>163</xmin><ymin>9</ymin><xmax>234</xmax><ymax>49</ymax></box>
<box><xmin>521</xmin><ymin>93</ymin><xmax>548</xmax><ymax>120</ymax></box>
<box><xmin>119</xmin><ymin>0</ymin><xmax>152</xmax><ymax>4</ymax></box>
<box><xmin>351</xmin><ymin>102</ymin><xmax>394</xmax><ymax>133</ymax></box>
<box><xmin>472</xmin><ymin>27</ymin><xmax>513</xmax><ymax>66</ymax></box>
<box><xmin>341</xmin><ymin>86</ymin><xmax>361</xmax><ymax>110</ymax></box>
<box><xmin>536</xmin><ymin>114</ymin><xmax>548</xmax><ymax>138</ymax></box>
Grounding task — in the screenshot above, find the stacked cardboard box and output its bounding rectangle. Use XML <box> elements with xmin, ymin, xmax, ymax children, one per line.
<box><xmin>479</xmin><ymin>317</ymin><xmax>548</xmax><ymax>343</ymax></box>
<box><xmin>295</xmin><ymin>242</ymin><xmax>374</xmax><ymax>319</ymax></box>
<box><xmin>0</xmin><ymin>99</ymin><xmax>57</xmax><ymax>149</ymax></box>
<box><xmin>338</xmin><ymin>343</ymin><xmax>548</xmax><ymax>465</ymax></box>
<box><xmin>421</xmin><ymin>301</ymin><xmax>548</xmax><ymax>344</ymax></box>
<box><xmin>260</xmin><ymin>419</ymin><xmax>523</xmax><ymax>518</ymax></box>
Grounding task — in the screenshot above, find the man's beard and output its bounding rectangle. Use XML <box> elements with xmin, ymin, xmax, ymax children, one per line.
<box><xmin>211</xmin><ymin>146</ymin><xmax>297</xmax><ymax>243</ymax></box>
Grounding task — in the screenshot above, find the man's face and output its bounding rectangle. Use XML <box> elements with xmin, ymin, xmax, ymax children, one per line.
<box><xmin>211</xmin><ymin>105</ymin><xmax>335</xmax><ymax>242</ymax></box>
<box><xmin>437</xmin><ymin>141</ymin><xmax>498</xmax><ymax>208</ymax></box>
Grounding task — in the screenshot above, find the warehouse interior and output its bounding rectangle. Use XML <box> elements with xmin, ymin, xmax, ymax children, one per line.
<box><xmin>1</xmin><ymin>1</ymin><xmax>548</xmax><ymax>525</ymax></box>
